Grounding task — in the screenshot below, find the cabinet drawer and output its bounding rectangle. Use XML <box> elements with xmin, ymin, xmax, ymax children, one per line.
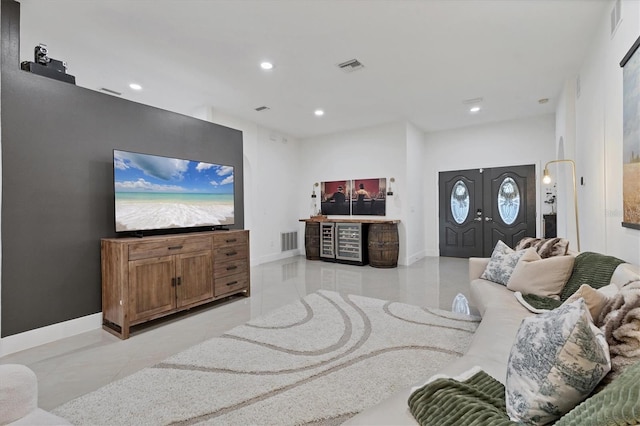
<box><xmin>128</xmin><ymin>237</ymin><xmax>211</xmax><ymax>261</ymax></box>
<box><xmin>212</xmin><ymin>231</ymin><xmax>248</xmax><ymax>249</ymax></box>
<box><xmin>214</xmin><ymin>258</ymin><xmax>248</xmax><ymax>279</ymax></box>
<box><xmin>215</xmin><ymin>272</ymin><xmax>248</xmax><ymax>296</ymax></box>
<box><xmin>213</xmin><ymin>245</ymin><xmax>248</xmax><ymax>263</ymax></box>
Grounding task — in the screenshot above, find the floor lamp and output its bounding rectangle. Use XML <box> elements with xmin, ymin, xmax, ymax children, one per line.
<box><xmin>542</xmin><ymin>159</ymin><xmax>580</xmax><ymax>251</ymax></box>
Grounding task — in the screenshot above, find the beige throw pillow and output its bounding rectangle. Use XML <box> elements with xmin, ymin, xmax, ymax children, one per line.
<box><xmin>563</xmin><ymin>284</ymin><xmax>609</xmax><ymax>321</ymax></box>
<box><xmin>506</xmin><ymin>248</ymin><xmax>574</xmax><ymax>299</ymax></box>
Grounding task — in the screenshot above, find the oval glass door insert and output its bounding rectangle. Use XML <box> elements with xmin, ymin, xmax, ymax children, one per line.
<box><xmin>498</xmin><ymin>177</ymin><xmax>520</xmax><ymax>225</ymax></box>
<box><xmin>450</xmin><ymin>180</ymin><xmax>470</xmax><ymax>224</ymax></box>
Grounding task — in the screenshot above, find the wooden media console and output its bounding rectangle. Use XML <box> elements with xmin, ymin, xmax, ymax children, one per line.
<box><xmin>101</xmin><ymin>230</ymin><xmax>250</xmax><ymax>339</ymax></box>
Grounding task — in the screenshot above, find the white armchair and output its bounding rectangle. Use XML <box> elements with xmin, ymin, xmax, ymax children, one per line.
<box><xmin>0</xmin><ymin>364</ymin><xmax>70</xmax><ymax>425</ymax></box>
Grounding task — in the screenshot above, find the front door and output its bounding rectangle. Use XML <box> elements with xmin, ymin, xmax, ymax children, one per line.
<box><xmin>438</xmin><ymin>169</ymin><xmax>484</xmax><ymax>258</ymax></box>
<box><xmin>439</xmin><ymin>165</ymin><xmax>536</xmax><ymax>257</ymax></box>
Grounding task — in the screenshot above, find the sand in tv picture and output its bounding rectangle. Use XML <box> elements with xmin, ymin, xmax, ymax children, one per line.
<box><xmin>113</xmin><ymin>150</ymin><xmax>235</xmax><ymax>232</ymax></box>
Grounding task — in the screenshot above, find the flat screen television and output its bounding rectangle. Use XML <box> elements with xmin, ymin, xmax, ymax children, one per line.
<box><xmin>113</xmin><ymin>149</ymin><xmax>235</xmax><ymax>234</ymax></box>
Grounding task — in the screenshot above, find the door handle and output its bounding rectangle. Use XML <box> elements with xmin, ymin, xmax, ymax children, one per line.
<box><xmin>473</xmin><ymin>217</ymin><xmax>482</xmax><ymax>222</ymax></box>
<box><xmin>485</xmin><ymin>217</ymin><xmax>493</xmax><ymax>222</ymax></box>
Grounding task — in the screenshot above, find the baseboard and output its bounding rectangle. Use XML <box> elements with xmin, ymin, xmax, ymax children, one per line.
<box><xmin>399</xmin><ymin>250</ymin><xmax>429</xmax><ymax>266</ymax></box>
<box><xmin>253</xmin><ymin>249</ymin><xmax>302</xmax><ymax>265</ymax></box>
<box><xmin>0</xmin><ymin>313</ymin><xmax>102</xmax><ymax>357</ymax></box>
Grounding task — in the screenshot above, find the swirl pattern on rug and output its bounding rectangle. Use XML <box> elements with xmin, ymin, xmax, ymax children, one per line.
<box><xmin>53</xmin><ymin>290</ymin><xmax>479</xmax><ymax>425</ymax></box>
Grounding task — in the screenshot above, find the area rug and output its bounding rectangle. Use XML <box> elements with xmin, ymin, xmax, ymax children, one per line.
<box><xmin>53</xmin><ymin>290</ymin><xmax>480</xmax><ymax>425</ymax></box>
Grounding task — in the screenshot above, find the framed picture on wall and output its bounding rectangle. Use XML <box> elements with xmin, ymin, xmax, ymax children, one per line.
<box><xmin>320</xmin><ymin>180</ymin><xmax>350</xmax><ymax>215</ymax></box>
<box><xmin>351</xmin><ymin>178</ymin><xmax>386</xmax><ymax>216</ymax></box>
<box><xmin>621</xmin><ymin>35</ymin><xmax>640</xmax><ymax>230</ymax></box>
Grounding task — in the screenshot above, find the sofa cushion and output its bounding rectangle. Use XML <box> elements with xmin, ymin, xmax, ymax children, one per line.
<box><xmin>562</xmin><ymin>284</ymin><xmax>609</xmax><ymax>321</ymax></box>
<box><xmin>506</xmin><ymin>249</ymin><xmax>574</xmax><ymax>299</ymax></box>
<box><xmin>480</xmin><ymin>241</ymin><xmax>527</xmax><ymax>286</ymax></box>
<box><xmin>515</xmin><ymin>237</ymin><xmax>569</xmax><ymax>258</ymax></box>
<box><xmin>470</xmin><ymin>278</ymin><xmax>529</xmax><ymax>317</ymax></box>
<box><xmin>505</xmin><ymin>299</ymin><xmax>611</xmax><ymax>425</ymax></box>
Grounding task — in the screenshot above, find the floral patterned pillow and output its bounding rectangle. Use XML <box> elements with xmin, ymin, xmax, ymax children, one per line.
<box><xmin>480</xmin><ymin>240</ymin><xmax>527</xmax><ymax>285</ymax></box>
<box><xmin>505</xmin><ymin>299</ymin><xmax>611</xmax><ymax>425</ymax></box>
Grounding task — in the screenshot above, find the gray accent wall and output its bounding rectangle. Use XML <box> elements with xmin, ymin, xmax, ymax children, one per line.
<box><xmin>0</xmin><ymin>0</ymin><xmax>244</xmax><ymax>337</ymax></box>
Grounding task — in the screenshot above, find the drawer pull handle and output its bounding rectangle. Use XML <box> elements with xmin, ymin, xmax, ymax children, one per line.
<box><xmin>226</xmin><ymin>238</ymin><xmax>237</xmax><ymax>243</ymax></box>
<box><xmin>226</xmin><ymin>281</ymin><xmax>238</xmax><ymax>286</ymax></box>
<box><xmin>226</xmin><ymin>265</ymin><xmax>238</xmax><ymax>271</ymax></box>
<box><xmin>168</xmin><ymin>245</ymin><xmax>184</xmax><ymax>250</ymax></box>
<box><xmin>176</xmin><ymin>277</ymin><xmax>182</xmax><ymax>286</ymax></box>
<box><xmin>226</xmin><ymin>251</ymin><xmax>238</xmax><ymax>256</ymax></box>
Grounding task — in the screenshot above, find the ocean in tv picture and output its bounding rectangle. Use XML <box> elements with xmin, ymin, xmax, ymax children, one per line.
<box><xmin>115</xmin><ymin>192</ymin><xmax>234</xmax><ymax>232</ymax></box>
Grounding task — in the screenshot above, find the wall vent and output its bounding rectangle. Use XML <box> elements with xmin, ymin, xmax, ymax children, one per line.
<box><xmin>100</xmin><ymin>87</ymin><xmax>122</xmax><ymax>96</ymax></box>
<box><xmin>337</xmin><ymin>59</ymin><xmax>364</xmax><ymax>72</ymax></box>
<box><xmin>610</xmin><ymin>0</ymin><xmax>622</xmax><ymax>36</ymax></box>
<box><xmin>255</xmin><ymin>106</ymin><xmax>270</xmax><ymax>111</ymax></box>
<box><xmin>281</xmin><ymin>231</ymin><xmax>298</xmax><ymax>252</ymax></box>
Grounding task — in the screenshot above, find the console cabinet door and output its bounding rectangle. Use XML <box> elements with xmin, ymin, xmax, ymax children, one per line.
<box><xmin>176</xmin><ymin>250</ymin><xmax>213</xmax><ymax>308</ymax></box>
<box><xmin>128</xmin><ymin>255</ymin><xmax>176</xmax><ymax>324</ymax></box>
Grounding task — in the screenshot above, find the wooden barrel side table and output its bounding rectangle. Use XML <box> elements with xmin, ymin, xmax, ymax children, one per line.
<box><xmin>304</xmin><ymin>221</ymin><xmax>321</xmax><ymax>260</ymax></box>
<box><xmin>367</xmin><ymin>223</ymin><xmax>399</xmax><ymax>268</ymax></box>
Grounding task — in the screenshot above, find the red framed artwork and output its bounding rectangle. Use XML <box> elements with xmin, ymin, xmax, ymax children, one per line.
<box><xmin>351</xmin><ymin>178</ymin><xmax>386</xmax><ymax>216</ymax></box>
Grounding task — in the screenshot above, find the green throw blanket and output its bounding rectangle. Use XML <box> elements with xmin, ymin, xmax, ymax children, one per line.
<box><xmin>408</xmin><ymin>371</ymin><xmax>516</xmax><ymax>426</ymax></box>
<box><xmin>407</xmin><ymin>361</ymin><xmax>640</xmax><ymax>425</ymax></box>
<box><xmin>521</xmin><ymin>252</ymin><xmax>625</xmax><ymax>310</ymax></box>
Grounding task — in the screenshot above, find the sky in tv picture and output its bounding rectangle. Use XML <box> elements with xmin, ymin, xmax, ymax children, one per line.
<box><xmin>114</xmin><ymin>150</ymin><xmax>234</xmax><ymax>194</ymax></box>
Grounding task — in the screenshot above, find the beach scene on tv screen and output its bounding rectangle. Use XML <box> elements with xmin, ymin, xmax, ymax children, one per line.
<box><xmin>114</xmin><ymin>150</ymin><xmax>234</xmax><ymax>232</ymax></box>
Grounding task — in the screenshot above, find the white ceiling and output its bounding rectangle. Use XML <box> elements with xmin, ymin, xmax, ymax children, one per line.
<box><xmin>16</xmin><ymin>0</ymin><xmax>608</xmax><ymax>139</ymax></box>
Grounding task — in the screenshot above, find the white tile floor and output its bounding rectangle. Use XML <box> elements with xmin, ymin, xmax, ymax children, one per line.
<box><xmin>0</xmin><ymin>255</ymin><xmax>474</xmax><ymax>411</ymax></box>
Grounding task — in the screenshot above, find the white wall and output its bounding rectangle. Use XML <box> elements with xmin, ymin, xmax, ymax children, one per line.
<box><xmin>195</xmin><ymin>107</ymin><xmax>303</xmax><ymax>265</ymax></box>
<box><xmin>556</xmin><ymin>0</ymin><xmax>640</xmax><ymax>264</ymax></box>
<box><xmin>424</xmin><ymin>115</ymin><xmax>557</xmax><ymax>254</ymax></box>
<box><xmin>298</xmin><ymin>122</ymin><xmax>418</xmax><ymax>264</ymax></box>
<box><xmin>405</xmin><ymin>122</ymin><xmax>427</xmax><ymax>262</ymax></box>
<box><xmin>554</xmin><ymin>80</ymin><xmax>578</xmax><ymax>247</ymax></box>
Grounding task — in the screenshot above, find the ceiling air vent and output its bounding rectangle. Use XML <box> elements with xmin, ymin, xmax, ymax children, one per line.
<box><xmin>100</xmin><ymin>87</ymin><xmax>122</xmax><ymax>96</ymax></box>
<box><xmin>337</xmin><ymin>59</ymin><xmax>364</xmax><ymax>73</ymax></box>
<box><xmin>255</xmin><ymin>106</ymin><xmax>270</xmax><ymax>112</ymax></box>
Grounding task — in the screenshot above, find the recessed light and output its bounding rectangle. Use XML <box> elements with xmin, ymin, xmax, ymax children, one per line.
<box><xmin>469</xmin><ymin>106</ymin><xmax>481</xmax><ymax>113</ymax></box>
<box><xmin>314</xmin><ymin>109</ymin><xmax>324</xmax><ymax>116</ymax></box>
<box><xmin>260</xmin><ymin>62</ymin><xmax>274</xmax><ymax>70</ymax></box>
<box><xmin>129</xmin><ymin>83</ymin><xmax>142</xmax><ymax>91</ymax></box>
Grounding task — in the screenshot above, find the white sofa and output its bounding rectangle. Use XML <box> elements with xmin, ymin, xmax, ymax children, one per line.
<box><xmin>346</xmin><ymin>257</ymin><xmax>640</xmax><ymax>425</ymax></box>
<box><xmin>0</xmin><ymin>364</ymin><xmax>70</xmax><ymax>425</ymax></box>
